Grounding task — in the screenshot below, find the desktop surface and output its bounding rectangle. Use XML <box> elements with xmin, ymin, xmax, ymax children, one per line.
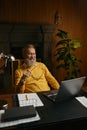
<box><xmin>0</xmin><ymin>91</ymin><xmax>87</xmax><ymax>129</ymax></box>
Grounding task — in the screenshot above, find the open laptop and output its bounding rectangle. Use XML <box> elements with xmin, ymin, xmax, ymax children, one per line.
<box><xmin>43</xmin><ymin>76</ymin><xmax>86</xmax><ymax>102</ymax></box>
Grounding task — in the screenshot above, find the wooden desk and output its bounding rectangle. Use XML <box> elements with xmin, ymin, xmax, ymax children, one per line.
<box><xmin>0</xmin><ymin>94</ymin><xmax>13</xmax><ymax>108</ymax></box>
<box><xmin>0</xmin><ymin>93</ymin><xmax>87</xmax><ymax>130</ymax></box>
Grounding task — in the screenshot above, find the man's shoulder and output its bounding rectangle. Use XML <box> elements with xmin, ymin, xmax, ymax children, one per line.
<box><xmin>36</xmin><ymin>62</ymin><xmax>47</xmax><ymax>69</ymax></box>
<box><xmin>16</xmin><ymin>63</ymin><xmax>26</xmax><ymax>71</ymax></box>
<box><xmin>36</xmin><ymin>62</ymin><xmax>45</xmax><ymax>66</ymax></box>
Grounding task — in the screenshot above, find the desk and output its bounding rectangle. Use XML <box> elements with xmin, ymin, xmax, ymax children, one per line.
<box><xmin>0</xmin><ymin>92</ymin><xmax>87</xmax><ymax>130</ymax></box>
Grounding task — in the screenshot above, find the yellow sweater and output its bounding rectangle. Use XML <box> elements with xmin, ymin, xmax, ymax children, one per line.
<box><xmin>15</xmin><ymin>62</ymin><xmax>60</xmax><ymax>93</ymax></box>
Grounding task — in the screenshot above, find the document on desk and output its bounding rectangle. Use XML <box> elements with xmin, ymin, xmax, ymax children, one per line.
<box><xmin>76</xmin><ymin>96</ymin><xmax>87</xmax><ymax>108</ymax></box>
<box><xmin>17</xmin><ymin>93</ymin><xmax>44</xmax><ymax>107</ymax></box>
<box><xmin>0</xmin><ymin>110</ymin><xmax>40</xmax><ymax>128</ymax></box>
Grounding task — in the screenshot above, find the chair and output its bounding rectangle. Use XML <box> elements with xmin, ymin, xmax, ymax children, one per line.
<box><xmin>11</xmin><ymin>59</ymin><xmax>24</xmax><ymax>89</ymax></box>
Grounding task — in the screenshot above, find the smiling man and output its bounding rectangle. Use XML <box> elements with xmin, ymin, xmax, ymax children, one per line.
<box><xmin>15</xmin><ymin>44</ymin><xmax>60</xmax><ymax>93</ymax></box>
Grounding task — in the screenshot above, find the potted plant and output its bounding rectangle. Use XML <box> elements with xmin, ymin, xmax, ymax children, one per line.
<box><xmin>55</xmin><ymin>29</ymin><xmax>82</xmax><ymax>79</ymax></box>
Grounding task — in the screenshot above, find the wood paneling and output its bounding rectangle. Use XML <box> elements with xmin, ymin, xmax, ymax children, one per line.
<box><xmin>0</xmin><ymin>0</ymin><xmax>87</xmax><ymax>88</ymax></box>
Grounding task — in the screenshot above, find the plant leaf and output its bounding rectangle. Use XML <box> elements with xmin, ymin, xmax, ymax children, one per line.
<box><xmin>56</xmin><ymin>39</ymin><xmax>71</xmax><ymax>46</ymax></box>
<box><xmin>56</xmin><ymin>29</ymin><xmax>68</xmax><ymax>39</ymax></box>
<box><xmin>73</xmin><ymin>42</ymin><xmax>82</xmax><ymax>48</ymax></box>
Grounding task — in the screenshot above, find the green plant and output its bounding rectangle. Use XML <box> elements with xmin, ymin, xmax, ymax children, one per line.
<box><xmin>55</xmin><ymin>29</ymin><xmax>82</xmax><ymax>79</ymax></box>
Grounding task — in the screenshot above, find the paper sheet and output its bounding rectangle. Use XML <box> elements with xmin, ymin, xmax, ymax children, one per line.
<box><xmin>76</xmin><ymin>96</ymin><xmax>87</xmax><ymax>108</ymax></box>
<box><xmin>0</xmin><ymin>110</ymin><xmax>40</xmax><ymax>128</ymax></box>
<box><xmin>17</xmin><ymin>93</ymin><xmax>44</xmax><ymax>107</ymax></box>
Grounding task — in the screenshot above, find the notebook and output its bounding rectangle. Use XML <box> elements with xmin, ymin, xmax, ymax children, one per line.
<box><xmin>1</xmin><ymin>105</ymin><xmax>36</xmax><ymax>122</ymax></box>
<box><xmin>43</xmin><ymin>76</ymin><xmax>86</xmax><ymax>102</ymax></box>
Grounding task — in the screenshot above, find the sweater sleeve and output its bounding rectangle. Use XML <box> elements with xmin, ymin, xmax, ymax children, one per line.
<box><xmin>41</xmin><ymin>63</ymin><xmax>60</xmax><ymax>89</ymax></box>
<box><xmin>15</xmin><ymin>69</ymin><xmax>25</xmax><ymax>93</ymax></box>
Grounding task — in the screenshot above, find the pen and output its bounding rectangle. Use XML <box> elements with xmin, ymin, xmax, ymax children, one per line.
<box><xmin>25</xmin><ymin>94</ymin><xmax>28</xmax><ymax>100</ymax></box>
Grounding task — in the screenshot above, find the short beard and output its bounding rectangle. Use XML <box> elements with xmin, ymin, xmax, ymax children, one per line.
<box><xmin>25</xmin><ymin>58</ymin><xmax>36</xmax><ymax>67</ymax></box>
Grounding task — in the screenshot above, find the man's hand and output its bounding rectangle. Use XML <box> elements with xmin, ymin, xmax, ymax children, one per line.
<box><xmin>20</xmin><ymin>70</ymin><xmax>31</xmax><ymax>84</ymax></box>
<box><xmin>16</xmin><ymin>70</ymin><xmax>31</xmax><ymax>92</ymax></box>
<box><xmin>23</xmin><ymin>70</ymin><xmax>31</xmax><ymax>77</ymax></box>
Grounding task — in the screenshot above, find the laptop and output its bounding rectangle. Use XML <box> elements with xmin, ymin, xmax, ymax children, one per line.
<box><xmin>43</xmin><ymin>76</ymin><xmax>86</xmax><ymax>102</ymax></box>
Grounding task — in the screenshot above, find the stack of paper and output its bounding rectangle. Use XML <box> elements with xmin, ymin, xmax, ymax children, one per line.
<box><xmin>17</xmin><ymin>93</ymin><xmax>44</xmax><ymax>107</ymax></box>
<box><xmin>76</xmin><ymin>96</ymin><xmax>87</xmax><ymax>108</ymax></box>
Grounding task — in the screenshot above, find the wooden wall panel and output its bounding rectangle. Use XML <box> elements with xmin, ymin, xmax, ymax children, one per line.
<box><xmin>0</xmin><ymin>0</ymin><xmax>87</xmax><ymax>86</ymax></box>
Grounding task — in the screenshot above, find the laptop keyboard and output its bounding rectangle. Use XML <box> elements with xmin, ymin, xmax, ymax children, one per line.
<box><xmin>43</xmin><ymin>90</ymin><xmax>58</xmax><ymax>101</ymax></box>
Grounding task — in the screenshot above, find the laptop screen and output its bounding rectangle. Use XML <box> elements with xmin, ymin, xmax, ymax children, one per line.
<box><xmin>55</xmin><ymin>76</ymin><xmax>86</xmax><ymax>102</ymax></box>
<box><xmin>60</xmin><ymin>76</ymin><xmax>86</xmax><ymax>96</ymax></box>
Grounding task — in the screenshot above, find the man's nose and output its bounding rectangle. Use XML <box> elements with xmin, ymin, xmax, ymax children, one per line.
<box><xmin>30</xmin><ymin>54</ymin><xmax>35</xmax><ymax>58</ymax></box>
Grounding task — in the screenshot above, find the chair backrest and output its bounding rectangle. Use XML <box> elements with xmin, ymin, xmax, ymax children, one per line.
<box><xmin>12</xmin><ymin>59</ymin><xmax>24</xmax><ymax>88</ymax></box>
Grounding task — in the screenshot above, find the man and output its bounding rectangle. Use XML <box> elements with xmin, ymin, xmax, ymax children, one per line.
<box><xmin>15</xmin><ymin>44</ymin><xmax>60</xmax><ymax>93</ymax></box>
